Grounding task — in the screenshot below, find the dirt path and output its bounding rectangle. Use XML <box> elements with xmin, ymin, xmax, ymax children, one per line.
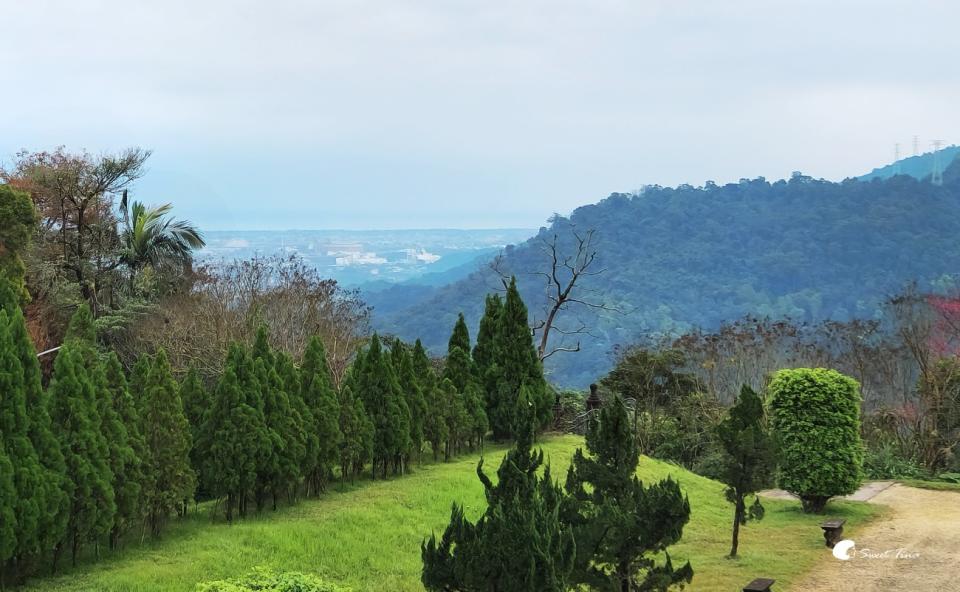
<box><xmin>788</xmin><ymin>484</ymin><xmax>960</xmax><ymax>592</ymax></box>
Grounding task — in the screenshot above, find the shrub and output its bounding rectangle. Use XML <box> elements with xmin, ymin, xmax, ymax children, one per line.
<box><xmin>769</xmin><ymin>368</ymin><xmax>864</xmax><ymax>513</ymax></box>
<box><xmin>863</xmin><ymin>442</ymin><xmax>926</xmax><ymax>480</ymax></box>
<box><xmin>196</xmin><ymin>567</ymin><xmax>350</xmax><ymax>592</ymax></box>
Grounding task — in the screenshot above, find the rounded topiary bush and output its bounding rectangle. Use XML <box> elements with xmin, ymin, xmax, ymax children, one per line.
<box><xmin>768</xmin><ymin>368</ymin><xmax>864</xmax><ymax>513</ymax></box>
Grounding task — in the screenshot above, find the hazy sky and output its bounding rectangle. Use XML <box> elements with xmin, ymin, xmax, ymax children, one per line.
<box><xmin>2</xmin><ymin>1</ymin><xmax>958</xmax><ymax>230</ymax></box>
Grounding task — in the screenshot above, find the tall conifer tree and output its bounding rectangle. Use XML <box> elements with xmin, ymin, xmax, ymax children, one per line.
<box><xmin>393</xmin><ymin>339</ymin><xmax>427</xmax><ymax>462</ymax></box>
<box><xmin>0</xmin><ymin>312</ymin><xmax>46</xmax><ymax>568</ymax></box>
<box><xmin>300</xmin><ymin>336</ymin><xmax>342</xmax><ymax>493</ymax></box>
<box><xmin>198</xmin><ymin>345</ymin><xmax>263</xmax><ymax>522</ymax></box>
<box><xmin>140</xmin><ymin>349</ymin><xmax>195</xmax><ymax>536</ymax></box>
<box><xmin>99</xmin><ymin>353</ymin><xmax>142</xmax><ymax>549</ymax></box>
<box><xmin>48</xmin><ymin>345</ymin><xmax>115</xmax><ymax>566</ymax></box>
<box><xmin>337</xmin><ymin>384</ymin><xmax>374</xmax><ymax>481</ymax></box>
<box><xmin>2</xmin><ymin>285</ymin><xmax>67</xmax><ymax>568</ymax></box>
<box><xmin>355</xmin><ymin>335</ymin><xmax>410</xmax><ymax>477</ymax></box>
<box><xmin>492</xmin><ymin>277</ymin><xmax>550</xmax><ymax>439</ymax></box>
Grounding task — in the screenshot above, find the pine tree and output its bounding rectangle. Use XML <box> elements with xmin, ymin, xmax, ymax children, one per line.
<box><xmin>3</xmin><ymin>290</ymin><xmax>67</xmax><ymax>571</ymax></box>
<box><xmin>563</xmin><ymin>395</ymin><xmax>693</xmax><ymax>591</ymax></box>
<box><xmin>354</xmin><ymin>335</ymin><xmax>411</xmax><ymax>477</ymax></box>
<box><xmin>492</xmin><ymin>277</ymin><xmax>551</xmax><ymax>439</ymax></box>
<box><xmin>0</xmin><ymin>444</ymin><xmax>16</xmax><ymax>573</ymax></box>
<box><xmin>99</xmin><ymin>353</ymin><xmax>142</xmax><ymax>549</ymax></box>
<box><xmin>0</xmin><ymin>184</ymin><xmax>37</xmax><ymax>305</ymax></box>
<box><xmin>717</xmin><ymin>385</ymin><xmax>776</xmax><ymax>558</ymax></box>
<box><xmin>464</xmin><ymin>382</ymin><xmax>489</xmax><ymax>452</ymax></box>
<box><xmin>448</xmin><ymin>313</ymin><xmax>471</xmax><ymax>358</ymax></box>
<box><xmin>393</xmin><ymin>339</ymin><xmax>427</xmax><ymax>462</ymax></box>
<box><xmin>421</xmin><ymin>388</ymin><xmax>575</xmax><ymax>591</ymax></box>
<box><xmin>198</xmin><ymin>346</ymin><xmax>262</xmax><ymax>522</ymax></box>
<box><xmin>251</xmin><ymin>329</ymin><xmax>303</xmax><ymax>510</ymax></box>
<box><xmin>437</xmin><ymin>378</ymin><xmax>468</xmax><ymax>460</ymax></box>
<box><xmin>443</xmin><ymin>346</ymin><xmax>473</xmax><ymax>394</ymax></box>
<box><xmin>47</xmin><ymin>345</ymin><xmax>115</xmax><ymax>567</ymax></box>
<box><xmin>337</xmin><ymin>384</ymin><xmax>374</xmax><ymax>481</ymax></box>
<box><xmin>178</xmin><ymin>366</ymin><xmax>209</xmax><ymax>501</ymax></box>
<box><xmin>300</xmin><ymin>336</ymin><xmax>342</xmax><ymax>494</ymax></box>
<box><xmin>473</xmin><ymin>294</ymin><xmax>502</xmax><ymax>417</ymax></box>
<box><xmin>129</xmin><ymin>354</ymin><xmax>151</xmax><ymax>406</ymax></box>
<box><xmin>276</xmin><ymin>350</ymin><xmax>317</xmax><ymax>500</ymax></box>
<box><xmin>140</xmin><ymin>349</ymin><xmax>195</xmax><ymax>536</ymax></box>
<box><xmin>0</xmin><ymin>311</ymin><xmax>46</xmax><ymax>573</ymax></box>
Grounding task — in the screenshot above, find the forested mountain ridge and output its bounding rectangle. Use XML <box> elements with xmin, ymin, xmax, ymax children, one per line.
<box><xmin>375</xmin><ymin>157</ymin><xmax>960</xmax><ymax>387</ymax></box>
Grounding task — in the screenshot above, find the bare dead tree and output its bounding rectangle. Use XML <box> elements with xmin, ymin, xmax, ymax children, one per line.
<box><xmin>492</xmin><ymin>227</ymin><xmax>620</xmax><ymax>361</ymax></box>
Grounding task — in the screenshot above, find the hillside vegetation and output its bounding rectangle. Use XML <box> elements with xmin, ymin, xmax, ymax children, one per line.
<box><xmin>377</xmin><ymin>157</ymin><xmax>960</xmax><ymax>386</ymax></box>
<box><xmin>20</xmin><ymin>435</ymin><xmax>876</xmax><ymax>592</ymax></box>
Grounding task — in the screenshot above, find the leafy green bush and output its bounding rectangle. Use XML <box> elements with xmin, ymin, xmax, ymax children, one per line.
<box><xmin>769</xmin><ymin>368</ymin><xmax>865</xmax><ymax>513</ymax></box>
<box><xmin>196</xmin><ymin>568</ymin><xmax>350</xmax><ymax>592</ymax></box>
<box><xmin>863</xmin><ymin>442</ymin><xmax>926</xmax><ymax>480</ymax></box>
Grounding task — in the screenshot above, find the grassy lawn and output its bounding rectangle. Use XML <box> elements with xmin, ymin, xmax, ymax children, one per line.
<box><xmin>898</xmin><ymin>478</ymin><xmax>960</xmax><ymax>492</ymax></box>
<box><xmin>21</xmin><ymin>434</ymin><xmax>880</xmax><ymax>592</ymax></box>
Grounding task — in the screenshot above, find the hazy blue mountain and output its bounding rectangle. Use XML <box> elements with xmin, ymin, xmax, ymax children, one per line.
<box><xmin>858</xmin><ymin>145</ymin><xmax>960</xmax><ymax>182</ymax></box>
<box><xmin>376</xmin><ymin>159</ymin><xmax>960</xmax><ymax>387</ymax></box>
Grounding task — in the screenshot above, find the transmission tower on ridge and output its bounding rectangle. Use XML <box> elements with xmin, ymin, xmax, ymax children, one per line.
<box><xmin>894</xmin><ymin>143</ymin><xmax>901</xmax><ymax>175</ymax></box>
<box><xmin>913</xmin><ymin>135</ymin><xmax>920</xmax><ymax>156</ymax></box>
<box><xmin>931</xmin><ymin>139</ymin><xmax>944</xmax><ymax>186</ymax></box>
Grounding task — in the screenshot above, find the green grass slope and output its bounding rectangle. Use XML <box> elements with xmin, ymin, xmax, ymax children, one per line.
<box><xmin>22</xmin><ymin>435</ymin><xmax>878</xmax><ymax>592</ymax></box>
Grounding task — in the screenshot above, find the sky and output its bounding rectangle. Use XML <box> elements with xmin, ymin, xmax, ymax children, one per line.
<box><xmin>2</xmin><ymin>0</ymin><xmax>959</xmax><ymax>230</ymax></box>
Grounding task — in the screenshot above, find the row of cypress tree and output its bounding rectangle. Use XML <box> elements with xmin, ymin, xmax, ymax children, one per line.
<box><xmin>0</xmin><ymin>281</ymin><xmax>196</xmax><ymax>584</ymax></box>
<box><xmin>0</xmin><ymin>273</ymin><xmax>552</xmax><ymax>582</ymax></box>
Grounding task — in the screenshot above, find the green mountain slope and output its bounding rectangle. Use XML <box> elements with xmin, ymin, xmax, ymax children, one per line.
<box><xmin>377</xmin><ymin>159</ymin><xmax>960</xmax><ymax>386</ymax></box>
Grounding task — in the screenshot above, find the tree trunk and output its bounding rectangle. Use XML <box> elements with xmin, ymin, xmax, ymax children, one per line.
<box><xmin>729</xmin><ymin>495</ymin><xmax>744</xmax><ymax>558</ymax></box>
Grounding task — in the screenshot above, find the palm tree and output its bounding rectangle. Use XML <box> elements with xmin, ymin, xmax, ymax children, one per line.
<box><xmin>119</xmin><ymin>190</ymin><xmax>206</xmax><ymax>288</ymax></box>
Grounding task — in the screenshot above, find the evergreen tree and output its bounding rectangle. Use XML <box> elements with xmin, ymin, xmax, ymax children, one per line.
<box><xmin>412</xmin><ymin>339</ymin><xmax>437</xmax><ymax>395</ymax></box>
<box><xmin>300</xmin><ymin>336</ymin><xmax>342</xmax><ymax>494</ymax></box>
<box><xmin>472</xmin><ymin>294</ymin><xmax>502</xmax><ymax>419</ymax></box>
<box><xmin>2</xmin><ymin>290</ymin><xmax>67</xmax><ymax>570</ymax></box>
<box><xmin>393</xmin><ymin>339</ymin><xmax>427</xmax><ymax>463</ymax></box>
<box><xmin>276</xmin><ymin>350</ymin><xmax>317</xmax><ymax>500</ymax></box>
<box><xmin>435</xmin><ymin>378</ymin><xmax>466</xmax><ymax>460</ymax></box>
<box><xmin>129</xmin><ymin>354</ymin><xmax>152</xmax><ymax>405</ymax></box>
<box><xmin>47</xmin><ymin>345</ymin><xmax>115</xmax><ymax>566</ymax></box>
<box><xmin>563</xmin><ymin>395</ymin><xmax>693</xmax><ymax>591</ymax></box>
<box><xmin>0</xmin><ymin>312</ymin><xmax>46</xmax><ymax>580</ymax></box>
<box><xmin>716</xmin><ymin>385</ymin><xmax>776</xmax><ymax>558</ymax></box>
<box><xmin>0</xmin><ymin>444</ymin><xmax>16</xmax><ymax>574</ymax></box>
<box><xmin>354</xmin><ymin>335</ymin><xmax>411</xmax><ymax>477</ymax></box>
<box><xmin>464</xmin><ymin>382</ymin><xmax>489</xmax><ymax>451</ymax></box>
<box><xmin>251</xmin><ymin>329</ymin><xmax>302</xmax><ymax>509</ymax></box>
<box><xmin>140</xmin><ymin>349</ymin><xmax>196</xmax><ymax>536</ymax></box>
<box><xmin>423</xmin><ymin>383</ymin><xmax>450</xmax><ymax>462</ymax></box>
<box><xmin>448</xmin><ymin>313</ymin><xmax>471</xmax><ymax>359</ymax></box>
<box><xmin>0</xmin><ymin>184</ymin><xmax>37</xmax><ymax>304</ymax></box>
<box><xmin>100</xmin><ymin>353</ymin><xmax>143</xmax><ymax>549</ymax></box>
<box><xmin>337</xmin><ymin>384</ymin><xmax>374</xmax><ymax>481</ymax></box>
<box><xmin>492</xmin><ymin>277</ymin><xmax>551</xmax><ymax>439</ymax></box>
<box><xmin>443</xmin><ymin>346</ymin><xmax>473</xmax><ymax>394</ymax></box>
<box><xmin>198</xmin><ymin>345</ymin><xmax>264</xmax><ymax>522</ymax></box>
<box><xmin>421</xmin><ymin>388</ymin><xmax>575</xmax><ymax>591</ymax></box>
<box><xmin>179</xmin><ymin>367</ymin><xmax>209</xmax><ymax>501</ymax></box>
